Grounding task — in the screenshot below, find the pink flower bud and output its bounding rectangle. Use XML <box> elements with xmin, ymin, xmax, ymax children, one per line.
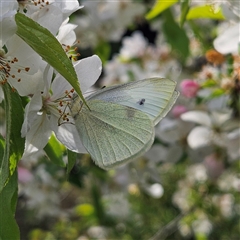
<box><xmin>18</xmin><ymin>166</ymin><xmax>33</xmax><ymax>183</ymax></box>
<box><xmin>171</xmin><ymin>105</ymin><xmax>188</xmax><ymax>118</ymax></box>
<box><xmin>180</xmin><ymin>79</ymin><xmax>200</xmax><ymax>98</ymax></box>
<box><xmin>203</xmin><ymin>154</ymin><xmax>224</xmax><ymax>180</ymax></box>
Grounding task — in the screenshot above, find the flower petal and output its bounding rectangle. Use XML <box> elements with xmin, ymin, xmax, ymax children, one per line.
<box><xmin>21</xmin><ymin>90</ymin><xmax>43</xmax><ymax>137</ymax></box>
<box><xmin>226</xmin><ymin>128</ymin><xmax>240</xmax><ymax>160</ymax></box>
<box><xmin>57</xmin><ymin>19</ymin><xmax>77</xmax><ymax>46</ymax></box>
<box><xmin>54</xmin><ymin>123</ymin><xmax>87</xmax><ymax>153</ymax></box>
<box><xmin>50</xmin><ymin>73</ymin><xmax>72</xmax><ymax>101</ymax></box>
<box><xmin>0</xmin><ymin>1</ymin><xmax>17</xmax><ymax>46</ymax></box>
<box><xmin>75</xmin><ymin>55</ymin><xmax>102</xmax><ymax>93</ymax></box>
<box><xmin>22</xmin><ymin>113</ymin><xmax>52</xmax><ymax>159</ymax></box>
<box><xmin>187</xmin><ymin>126</ymin><xmax>211</xmax><ymax>149</ymax></box>
<box><xmin>213</xmin><ymin>23</ymin><xmax>240</xmax><ymax>54</ymax></box>
<box><xmin>6</xmin><ymin>35</ymin><xmax>45</xmax><ymax>96</ymax></box>
<box><xmin>26</xmin><ymin>4</ymin><xmax>64</xmax><ymax>35</ymax></box>
<box><xmin>181</xmin><ymin>111</ymin><xmax>212</xmax><ymax>127</ymax></box>
<box><xmin>143</xmin><ymin>183</ymin><xmax>164</xmax><ymax>199</ymax></box>
<box><xmin>211</xmin><ymin>111</ymin><xmax>231</xmax><ymax>127</ymax></box>
<box><xmin>9</xmin><ymin>69</ymin><xmax>44</xmax><ymax>96</ymax></box>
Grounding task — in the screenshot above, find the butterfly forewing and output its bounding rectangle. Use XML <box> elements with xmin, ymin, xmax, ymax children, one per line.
<box><xmin>71</xmin><ymin>99</ymin><xmax>155</xmax><ymax>170</ymax></box>
<box><xmin>87</xmin><ymin>78</ymin><xmax>179</xmax><ymax>125</ymax></box>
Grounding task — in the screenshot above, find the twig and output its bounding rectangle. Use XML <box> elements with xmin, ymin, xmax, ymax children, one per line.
<box><xmin>149</xmin><ymin>208</ymin><xmax>194</xmax><ymax>240</ymax></box>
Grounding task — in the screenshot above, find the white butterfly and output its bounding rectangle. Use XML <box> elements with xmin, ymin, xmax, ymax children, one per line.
<box><xmin>70</xmin><ymin>78</ymin><xmax>179</xmax><ymax>170</ymax></box>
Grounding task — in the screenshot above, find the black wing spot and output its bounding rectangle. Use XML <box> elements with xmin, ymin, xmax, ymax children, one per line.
<box><xmin>137</xmin><ymin>98</ymin><xmax>145</xmax><ymax>106</ymax></box>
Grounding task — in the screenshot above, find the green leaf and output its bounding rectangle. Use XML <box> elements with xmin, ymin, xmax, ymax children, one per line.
<box><xmin>180</xmin><ymin>0</ymin><xmax>190</xmax><ymax>27</ymax></box>
<box><xmin>75</xmin><ymin>203</ymin><xmax>94</xmax><ymax>217</ymax></box>
<box><xmin>0</xmin><ymin>171</ymin><xmax>20</xmax><ymax>239</ymax></box>
<box><xmin>201</xmin><ymin>79</ymin><xmax>217</xmax><ymax>88</ymax></box>
<box><xmin>145</xmin><ymin>0</ymin><xmax>178</xmax><ymax>20</ymax></box>
<box><xmin>226</xmin><ymin>55</ymin><xmax>234</xmax><ymax>76</ymax></box>
<box><xmin>162</xmin><ymin>9</ymin><xmax>190</xmax><ymax>63</ymax></box>
<box><xmin>0</xmin><ymin>84</ymin><xmax>24</xmax><ymax>193</ymax></box>
<box><xmin>67</xmin><ymin>149</ymin><xmax>77</xmax><ymax>176</ymax></box>
<box><xmin>187</xmin><ymin>20</ymin><xmax>211</xmax><ymax>51</ymax></box>
<box><xmin>210</xmin><ymin>88</ymin><xmax>225</xmax><ymax>98</ymax></box>
<box><xmin>0</xmin><ymin>135</ymin><xmax>4</xmax><ymax>161</ymax></box>
<box><xmin>196</xmin><ymin>232</ymin><xmax>208</xmax><ymax>240</ymax></box>
<box><xmin>94</xmin><ymin>41</ymin><xmax>110</xmax><ymax>65</ymax></box>
<box><xmin>44</xmin><ymin>134</ymin><xmax>65</xmax><ymax>167</ymax></box>
<box><xmin>15</xmin><ymin>13</ymin><xmax>88</xmax><ymax>107</ymax></box>
<box><xmin>186</xmin><ymin>5</ymin><xmax>225</xmax><ymax>20</ymax></box>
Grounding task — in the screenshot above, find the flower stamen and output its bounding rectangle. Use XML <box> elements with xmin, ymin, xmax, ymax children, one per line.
<box><xmin>0</xmin><ymin>52</ymin><xmax>31</xmax><ymax>86</ymax></box>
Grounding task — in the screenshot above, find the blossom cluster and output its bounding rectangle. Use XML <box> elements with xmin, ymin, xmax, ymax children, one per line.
<box><xmin>1</xmin><ymin>0</ymin><xmax>239</xmax><ymax>239</ymax></box>
<box><xmin>0</xmin><ymin>0</ymin><xmax>102</xmax><ymax>159</ymax></box>
<box><xmin>73</xmin><ymin>1</ymin><xmax>146</xmax><ymax>48</ymax></box>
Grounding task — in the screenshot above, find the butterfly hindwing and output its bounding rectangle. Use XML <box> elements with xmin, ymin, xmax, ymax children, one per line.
<box><xmin>71</xmin><ymin>99</ymin><xmax>154</xmax><ymax>170</ymax></box>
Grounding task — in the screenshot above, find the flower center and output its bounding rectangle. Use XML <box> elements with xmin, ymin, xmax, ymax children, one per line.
<box><xmin>0</xmin><ymin>49</ymin><xmax>30</xmax><ymax>87</ymax></box>
<box><xmin>43</xmin><ymin>88</ymin><xmax>76</xmax><ymax>126</ymax></box>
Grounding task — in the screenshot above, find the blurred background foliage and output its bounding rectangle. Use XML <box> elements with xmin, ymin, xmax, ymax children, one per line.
<box><xmin>16</xmin><ymin>0</ymin><xmax>239</xmax><ymax>239</ymax></box>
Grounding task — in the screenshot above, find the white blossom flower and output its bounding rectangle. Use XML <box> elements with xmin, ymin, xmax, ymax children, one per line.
<box><xmin>1</xmin><ymin>34</ymin><xmax>44</xmax><ymax>96</ymax></box>
<box><xmin>19</xmin><ymin>0</ymin><xmax>82</xmax><ymax>35</ymax></box>
<box><xmin>101</xmin><ymin>31</ymin><xmax>179</xmax><ymax>87</ymax></box>
<box><xmin>217</xmin><ymin>171</ymin><xmax>240</xmax><ymax>192</ymax></box>
<box><xmin>18</xmin><ymin>164</ymin><xmax>64</xmax><ymax>219</ymax></box>
<box><xmin>101</xmin><ymin>56</ymin><xmax>143</xmax><ymax>86</ymax></box>
<box><xmin>186</xmin><ymin>164</ymin><xmax>208</xmax><ymax>183</ymax></box>
<box><xmin>213</xmin><ymin>0</ymin><xmax>240</xmax><ymax>54</ymax></box>
<box><xmin>225</xmin><ymin>128</ymin><xmax>240</xmax><ymax>160</ymax></box>
<box><xmin>192</xmin><ymin>213</ymin><xmax>212</xmax><ymax>236</ymax></box>
<box><xmin>74</xmin><ymin>1</ymin><xmax>146</xmax><ymax>48</ymax></box>
<box><xmin>142</xmin><ymin>183</ymin><xmax>164</xmax><ymax>199</ymax></box>
<box><xmin>87</xmin><ymin>226</ymin><xmax>108</xmax><ymax>239</ymax></box>
<box><xmin>120</xmin><ymin>31</ymin><xmax>148</xmax><ymax>60</ymax></box>
<box><xmin>212</xmin><ymin>194</ymin><xmax>234</xmax><ymax>218</ymax></box>
<box><xmin>213</xmin><ymin>22</ymin><xmax>240</xmax><ymax>55</ymax></box>
<box><xmin>0</xmin><ymin>1</ymin><xmax>83</xmax><ymax>99</ymax></box>
<box><xmin>181</xmin><ymin>110</ymin><xmax>240</xmax><ymax>160</ymax></box>
<box><xmin>21</xmin><ymin>55</ymin><xmax>102</xmax><ymax>159</ymax></box>
<box><xmin>56</xmin><ymin>18</ymin><xmax>77</xmax><ymax>47</ymax></box>
<box><xmin>172</xmin><ymin>183</ymin><xmax>192</xmax><ymax>212</ymax></box>
<box><xmin>173</xmin><ymin>164</ymin><xmax>208</xmax><ymax>216</ymax></box>
<box><xmin>222</xmin><ymin>0</ymin><xmax>240</xmax><ymax>17</ymax></box>
<box><xmin>154</xmin><ymin>118</ymin><xmax>195</xmax><ymax>162</ymax></box>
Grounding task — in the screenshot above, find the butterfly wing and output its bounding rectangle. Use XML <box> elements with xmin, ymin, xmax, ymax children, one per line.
<box><xmin>71</xmin><ymin>99</ymin><xmax>154</xmax><ymax>170</ymax></box>
<box><xmin>87</xmin><ymin>78</ymin><xmax>179</xmax><ymax>126</ymax></box>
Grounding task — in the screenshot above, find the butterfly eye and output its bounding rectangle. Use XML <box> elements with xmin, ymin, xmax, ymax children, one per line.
<box><xmin>137</xmin><ymin>98</ymin><xmax>145</xmax><ymax>106</ymax></box>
